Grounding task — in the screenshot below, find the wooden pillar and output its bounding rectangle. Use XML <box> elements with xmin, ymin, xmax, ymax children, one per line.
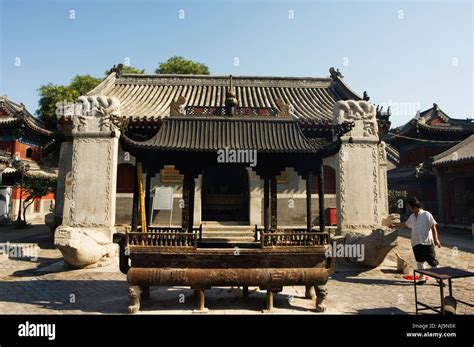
<box><xmin>136</xmin><ymin>162</ymin><xmax>147</xmax><ymax>234</ymax></box>
<box><xmin>182</xmin><ymin>172</ymin><xmax>190</xmax><ymax>231</ymax></box>
<box><xmin>263</xmin><ymin>176</ymin><xmax>270</xmax><ymax>232</ymax></box>
<box><xmin>270</xmin><ymin>176</ymin><xmax>277</xmax><ymax>230</ymax></box>
<box><xmin>306</xmin><ymin>171</ymin><xmax>312</xmax><ymax>233</ymax></box>
<box><xmin>317</xmin><ymin>163</ymin><xmax>325</xmax><ymax>233</ymax></box>
<box><xmin>144</xmin><ymin>168</ymin><xmax>152</xmax><ymax>227</ymax></box>
<box><xmin>131</xmin><ymin>164</ymin><xmax>139</xmax><ymax>232</ymax></box>
<box><xmin>188</xmin><ymin>174</ymin><xmax>195</xmax><ymax>233</ymax></box>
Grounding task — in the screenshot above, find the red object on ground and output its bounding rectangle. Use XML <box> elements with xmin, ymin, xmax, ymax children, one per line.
<box><xmin>325</xmin><ymin>208</ymin><xmax>337</xmax><ymax>226</ymax></box>
<box><xmin>403</xmin><ymin>275</ymin><xmax>429</xmax><ymax>281</ymax></box>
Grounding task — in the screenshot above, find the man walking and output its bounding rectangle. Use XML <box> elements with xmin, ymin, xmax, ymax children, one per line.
<box><xmin>391</xmin><ymin>197</ymin><xmax>441</xmax><ymax>284</ymax></box>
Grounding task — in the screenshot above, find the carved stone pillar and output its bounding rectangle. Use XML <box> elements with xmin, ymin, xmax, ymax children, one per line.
<box><xmin>378</xmin><ymin>142</ymin><xmax>389</xmax><ymax>218</ymax></box>
<box><xmin>248</xmin><ymin>168</ymin><xmax>262</xmax><ymax>227</ymax></box>
<box><xmin>54</xmin><ymin>140</ymin><xmax>73</xmax><ymax>227</ymax></box>
<box><xmin>55</xmin><ymin>95</ymin><xmax>126</xmax><ymax>268</ymax></box>
<box><xmin>333</xmin><ymin>100</ymin><xmax>381</xmax><ymax>235</ymax></box>
<box><xmin>333</xmin><ymin>100</ymin><xmax>396</xmax><ymax>268</ymax></box>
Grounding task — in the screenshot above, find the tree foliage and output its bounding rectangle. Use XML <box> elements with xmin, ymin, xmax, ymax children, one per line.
<box><xmin>155</xmin><ymin>56</ymin><xmax>209</xmax><ymax>75</ymax></box>
<box><xmin>37</xmin><ymin>75</ymin><xmax>102</xmax><ymax>131</ymax></box>
<box><xmin>15</xmin><ymin>175</ymin><xmax>56</xmax><ymax>224</ymax></box>
<box><xmin>36</xmin><ymin>58</ymin><xmax>204</xmax><ymax>132</ymax></box>
<box><xmin>37</xmin><ymin>84</ymin><xmax>77</xmax><ymax>131</ymax></box>
<box><xmin>388</xmin><ymin>190</ymin><xmax>408</xmax><ymax>213</ymax></box>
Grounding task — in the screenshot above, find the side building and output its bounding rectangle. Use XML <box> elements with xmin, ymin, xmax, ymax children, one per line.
<box><xmin>432</xmin><ymin>135</ymin><xmax>474</xmax><ymax>225</ymax></box>
<box><xmin>386</xmin><ymin>103</ymin><xmax>474</xmax><ymax>221</ymax></box>
<box><xmin>0</xmin><ymin>96</ymin><xmax>56</xmax><ymax>222</ymax></box>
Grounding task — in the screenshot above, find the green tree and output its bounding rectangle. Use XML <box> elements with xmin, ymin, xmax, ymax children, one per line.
<box><xmin>68</xmin><ymin>75</ymin><xmax>103</xmax><ymax>96</ymax></box>
<box><xmin>388</xmin><ymin>190</ymin><xmax>408</xmax><ymax>213</ymax></box>
<box><xmin>37</xmin><ymin>75</ymin><xmax>102</xmax><ymax>131</ymax></box>
<box><xmin>15</xmin><ymin>175</ymin><xmax>56</xmax><ymax>226</ymax></box>
<box><xmin>156</xmin><ymin>56</ymin><xmax>209</xmax><ymax>75</ymax></box>
<box><xmin>37</xmin><ymin>66</ymin><xmax>144</xmax><ymax>132</ymax></box>
<box><xmin>37</xmin><ymin>84</ymin><xmax>77</xmax><ymax>131</ymax></box>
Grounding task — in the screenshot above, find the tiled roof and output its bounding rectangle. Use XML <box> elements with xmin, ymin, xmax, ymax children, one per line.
<box><xmin>391</xmin><ymin>103</ymin><xmax>474</xmax><ymax>136</ymax></box>
<box><xmin>0</xmin><ymin>96</ymin><xmax>54</xmax><ymax>139</ymax></box>
<box><xmin>432</xmin><ymin>135</ymin><xmax>474</xmax><ymax>166</ymax></box>
<box><xmin>88</xmin><ymin>70</ymin><xmax>362</xmax><ymax>123</ymax></box>
<box><xmin>385</xmin><ymin>143</ymin><xmax>400</xmax><ymax>165</ymax></box>
<box><xmin>122</xmin><ymin>117</ymin><xmax>324</xmax><ymax>153</ymax></box>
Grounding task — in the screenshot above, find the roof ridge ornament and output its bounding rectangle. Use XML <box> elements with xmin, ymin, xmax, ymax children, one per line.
<box><xmin>110</xmin><ymin>63</ymin><xmax>124</xmax><ymax>78</ymax></box>
<box><xmin>169</xmin><ymin>96</ymin><xmax>186</xmax><ymax>116</ymax></box>
<box><xmin>363</xmin><ymin>91</ymin><xmax>370</xmax><ymax>101</ymax></box>
<box><xmin>276</xmin><ymin>99</ymin><xmax>291</xmax><ymax>118</ymax></box>
<box><xmin>329</xmin><ymin>67</ymin><xmax>343</xmax><ymax>79</ymax></box>
<box><xmin>225</xmin><ymin>75</ymin><xmax>238</xmax><ymax>115</ymax></box>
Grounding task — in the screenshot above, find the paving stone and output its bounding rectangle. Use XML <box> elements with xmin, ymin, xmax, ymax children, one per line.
<box><xmin>0</xmin><ymin>224</ymin><xmax>472</xmax><ymax>314</ymax></box>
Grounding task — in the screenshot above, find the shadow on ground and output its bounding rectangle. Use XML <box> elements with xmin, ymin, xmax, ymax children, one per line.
<box><xmin>0</xmin><ymin>281</ymin><xmax>319</xmax><ymax>314</ymax></box>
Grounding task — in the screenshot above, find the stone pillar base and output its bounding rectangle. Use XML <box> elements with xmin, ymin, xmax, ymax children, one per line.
<box><xmin>55</xmin><ymin>226</ymin><xmax>118</xmax><ymax>269</ymax></box>
<box><xmin>343</xmin><ymin>228</ymin><xmax>398</xmax><ymax>268</ymax></box>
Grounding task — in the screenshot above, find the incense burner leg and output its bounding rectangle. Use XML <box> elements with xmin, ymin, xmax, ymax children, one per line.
<box><xmin>243</xmin><ymin>286</ymin><xmax>249</xmax><ymax>298</ymax></box>
<box><xmin>128</xmin><ymin>286</ymin><xmax>141</xmax><ymax>313</ymax></box>
<box><xmin>315</xmin><ymin>285</ymin><xmax>328</xmax><ymax>312</ymax></box>
<box><xmin>266</xmin><ymin>290</ymin><xmax>274</xmax><ymax>311</ymax></box>
<box><xmin>197</xmin><ymin>290</ymin><xmax>206</xmax><ymax>311</ymax></box>
<box><xmin>305</xmin><ymin>285</ymin><xmax>315</xmax><ymax>299</ymax></box>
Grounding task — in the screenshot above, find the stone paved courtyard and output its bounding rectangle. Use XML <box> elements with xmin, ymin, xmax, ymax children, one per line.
<box><xmin>0</xmin><ymin>223</ymin><xmax>472</xmax><ymax>315</ymax></box>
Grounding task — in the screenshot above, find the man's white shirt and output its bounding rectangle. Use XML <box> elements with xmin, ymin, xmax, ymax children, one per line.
<box><xmin>405</xmin><ymin>209</ymin><xmax>437</xmax><ymax>247</ymax></box>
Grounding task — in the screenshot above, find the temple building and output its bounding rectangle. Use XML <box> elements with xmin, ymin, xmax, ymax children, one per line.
<box><xmin>432</xmin><ymin>135</ymin><xmax>474</xmax><ymax>225</ymax></box>
<box><xmin>55</xmin><ymin>67</ymin><xmax>390</xmax><ymax>231</ymax></box>
<box><xmin>0</xmin><ymin>96</ymin><xmax>56</xmax><ymax>222</ymax></box>
<box><xmin>386</xmin><ymin>103</ymin><xmax>474</xmax><ymax>221</ymax></box>
<box><xmin>53</xmin><ymin>66</ymin><xmax>394</xmax><ymax>312</ymax></box>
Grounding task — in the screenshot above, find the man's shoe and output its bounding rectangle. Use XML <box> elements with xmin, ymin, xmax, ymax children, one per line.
<box><xmin>416</xmin><ymin>279</ymin><xmax>427</xmax><ymax>285</ymax></box>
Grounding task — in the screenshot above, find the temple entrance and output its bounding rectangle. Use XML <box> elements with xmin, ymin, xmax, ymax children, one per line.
<box><xmin>202</xmin><ymin>166</ymin><xmax>249</xmax><ymax>222</ymax></box>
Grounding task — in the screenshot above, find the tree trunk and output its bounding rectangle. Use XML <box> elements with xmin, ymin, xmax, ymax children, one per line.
<box><xmin>22</xmin><ymin>199</ymin><xmax>34</xmax><ymax>224</ymax></box>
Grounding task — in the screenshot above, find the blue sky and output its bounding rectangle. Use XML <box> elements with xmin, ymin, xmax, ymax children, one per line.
<box><xmin>0</xmin><ymin>0</ymin><xmax>472</xmax><ymax>126</ymax></box>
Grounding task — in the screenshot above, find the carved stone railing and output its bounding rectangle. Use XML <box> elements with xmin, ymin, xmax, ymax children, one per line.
<box><xmin>260</xmin><ymin>229</ymin><xmax>329</xmax><ymax>247</ymax></box>
<box><xmin>127</xmin><ymin>225</ymin><xmax>202</xmax><ymax>248</ymax></box>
